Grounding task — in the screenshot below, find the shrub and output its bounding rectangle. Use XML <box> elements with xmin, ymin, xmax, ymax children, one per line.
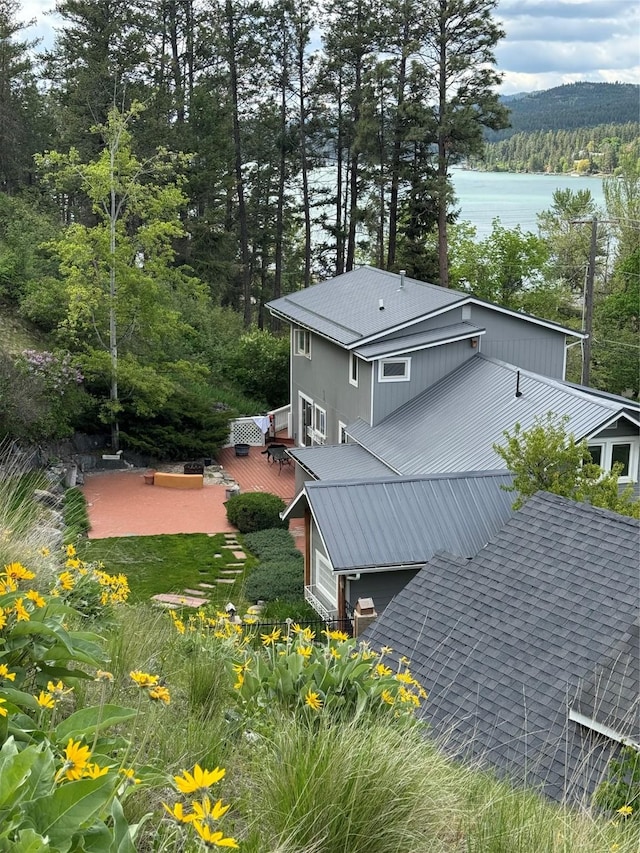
<box><xmin>259</xmin><ymin>598</ymin><xmax>319</xmax><ymax>623</ymax></box>
<box><xmin>225</xmin><ymin>491</ymin><xmax>287</xmax><ymax>534</ymax></box>
<box><xmin>242</xmin><ymin>528</ymin><xmax>299</xmax><ymax>561</ymax></box>
<box><xmin>244</xmin><ymin>558</ymin><xmax>303</xmax><ymax>603</ymax></box>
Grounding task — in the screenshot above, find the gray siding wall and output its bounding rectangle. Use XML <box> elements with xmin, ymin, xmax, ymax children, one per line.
<box><xmin>372</xmin><ymin>339</ymin><xmax>475</xmax><ymax>424</ymax></box>
<box><xmin>347</xmin><ymin>568</ymin><xmax>421</xmax><ymax>615</ymax></box>
<box><xmin>310</xmin><ymin>519</ymin><xmax>337</xmax><ymax>612</ymax></box>
<box><xmin>472</xmin><ymin>305</ymin><xmax>566</xmax><ymax>378</ymax></box>
<box><xmin>291</xmin><ymin>327</ymin><xmax>372</xmax><ymax>443</ymax></box>
<box><xmin>595</xmin><ymin>420</ymin><xmax>639</xmax><ymax>439</ymax></box>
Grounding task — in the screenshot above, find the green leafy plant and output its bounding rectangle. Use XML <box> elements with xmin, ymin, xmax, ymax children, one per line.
<box><xmin>224</xmin><ymin>492</ymin><xmax>287</xmax><ymax>534</ymax></box>
<box><xmin>242</xmin><ymin>528</ymin><xmax>300</xmax><ymax>561</ymax></box>
<box><xmin>594</xmin><ymin>746</ymin><xmax>640</xmax><ymax>817</ymax></box>
<box><xmin>243</xmin><ymin>559</ymin><xmax>303</xmax><ymax>603</ymax></box>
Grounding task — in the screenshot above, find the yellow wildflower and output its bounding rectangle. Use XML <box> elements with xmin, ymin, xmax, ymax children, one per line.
<box><xmin>119</xmin><ymin>767</ymin><xmax>141</xmax><ymax>785</ymax></box>
<box><xmin>129</xmin><ymin>670</ymin><xmax>159</xmax><ymax>688</ymax></box>
<box><xmin>0</xmin><ymin>664</ymin><xmax>16</xmax><ymax>682</ymax></box>
<box><xmin>58</xmin><ymin>739</ymin><xmax>91</xmax><ymax>781</ymax></box>
<box><xmin>174</xmin><ymin>764</ymin><xmax>226</xmax><ymax>796</ymax></box>
<box><xmin>191</xmin><ymin>822</ymin><xmax>239</xmax><ymax>848</ymax></box>
<box><xmin>36</xmin><ymin>691</ymin><xmax>56</xmax><ymax>709</ymax></box>
<box><xmin>243</xmin><ymin>615</ymin><xmax>257</xmax><ymax>624</ymax></box>
<box><xmin>148</xmin><ymin>685</ymin><xmax>171</xmax><ymax>704</ymax></box>
<box><xmin>616</xmin><ymin>805</ymin><xmax>633</xmax><ymax>816</ymax></box>
<box><xmin>297</xmin><ymin>645</ymin><xmax>313</xmax><ymax>659</ymax></box>
<box><xmin>395</xmin><ymin>670</ymin><xmax>417</xmax><ymax>685</ymax></box>
<box><xmin>399</xmin><ymin>655</ymin><xmax>411</xmax><ymax>665</ymax></box>
<box><xmin>0</xmin><ymin>608</ymin><xmax>6</xmax><ymax>629</ymax></box>
<box><xmin>13</xmin><ymin>598</ymin><xmax>30</xmax><ymax>622</ymax></box>
<box><xmin>397</xmin><ymin>686</ymin><xmax>420</xmax><ymax>707</ymax></box>
<box><xmin>0</xmin><ymin>697</ymin><xmax>7</xmax><ymax>717</ymax></box>
<box><xmin>66</xmin><ymin>544</ymin><xmax>76</xmax><ymax>558</ymax></box>
<box><xmin>322</xmin><ymin>629</ymin><xmax>349</xmax><ymax>642</ymax></box>
<box><xmin>57</xmin><ymin>572</ymin><xmax>75</xmax><ymax>591</ymax></box>
<box><xmin>261</xmin><ymin>627</ymin><xmax>281</xmax><ymax>646</ymax></box>
<box><xmin>374</xmin><ymin>663</ymin><xmax>393</xmax><ymax>678</ymax></box>
<box><xmin>47</xmin><ymin>680</ymin><xmax>73</xmax><ymax>699</ymax></box>
<box><xmin>233</xmin><ymin>672</ymin><xmax>244</xmax><ymax>690</ymax></box>
<box><xmin>304</xmin><ymin>688</ymin><xmax>323</xmax><ymax>711</ymax></box>
<box><xmin>39</xmin><ymin>546</ymin><xmax>50</xmax><ymax>557</ymax></box>
<box><xmin>0</xmin><ymin>577</ymin><xmax>17</xmax><ymax>594</ymax></box>
<box><xmin>381</xmin><ymin>689</ymin><xmax>395</xmax><ymax>705</ymax></box>
<box><xmin>380</xmin><ymin>645</ymin><xmax>393</xmax><ymax>655</ymax></box>
<box><xmin>329</xmin><ymin>647</ymin><xmax>341</xmax><ymax>659</ymax></box>
<box><xmin>83</xmin><ymin>762</ymin><xmax>109</xmax><ymax>779</ymax></box>
<box><xmin>192</xmin><ymin>796</ymin><xmax>231</xmax><ymax>823</ymax></box>
<box><xmin>4</xmin><ymin>562</ymin><xmax>35</xmax><ymax>580</ymax></box>
<box><xmin>25</xmin><ymin>589</ymin><xmax>46</xmax><ymax>608</ymax></box>
<box><xmin>162</xmin><ymin>801</ymin><xmax>194</xmax><ymax>823</ymax></box>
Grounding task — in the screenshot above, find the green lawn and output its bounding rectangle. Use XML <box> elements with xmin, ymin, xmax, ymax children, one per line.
<box><xmin>78</xmin><ymin>533</ymin><xmax>255</xmax><ymax>604</ymax></box>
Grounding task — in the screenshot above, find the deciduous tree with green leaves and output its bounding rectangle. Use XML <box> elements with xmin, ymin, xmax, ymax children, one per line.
<box><xmin>494</xmin><ymin>412</ymin><xmax>639</xmax><ymax>517</ymax></box>
<box><xmin>35</xmin><ymin>102</ymin><xmax>206</xmax><ymax>450</ymax></box>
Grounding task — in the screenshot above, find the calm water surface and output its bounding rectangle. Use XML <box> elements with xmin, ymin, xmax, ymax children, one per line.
<box><xmin>450</xmin><ymin>169</ymin><xmax>605</xmax><ymax>238</ymax></box>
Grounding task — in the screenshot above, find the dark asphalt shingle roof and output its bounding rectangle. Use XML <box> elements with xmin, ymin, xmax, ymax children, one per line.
<box><xmin>283</xmin><ymin>471</ymin><xmax>516</xmax><ymax>572</ymax></box>
<box><xmin>364</xmin><ymin>491</ymin><xmax>640</xmax><ymax>802</ymax></box>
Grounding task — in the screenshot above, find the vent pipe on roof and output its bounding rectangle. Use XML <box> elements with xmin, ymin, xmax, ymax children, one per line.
<box><xmin>378</xmin><ymin>298</ymin><xmax>385</xmax><ymax>310</ymax></box>
<box><xmin>399</xmin><ymin>269</ymin><xmax>406</xmax><ymax>289</ymax></box>
<box><xmin>515</xmin><ymin>370</ymin><xmax>523</xmax><ymax>398</ymax></box>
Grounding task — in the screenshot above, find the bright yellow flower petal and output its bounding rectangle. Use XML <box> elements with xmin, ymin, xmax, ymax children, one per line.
<box><xmin>191</xmin><ymin>821</ymin><xmax>239</xmax><ymax>848</ymax></box>
<box><xmin>174</xmin><ymin>764</ymin><xmax>226</xmax><ymax>795</ymax></box>
<box><xmin>36</xmin><ymin>691</ymin><xmax>56</xmax><ymax>709</ymax></box>
<box><xmin>162</xmin><ymin>801</ymin><xmax>194</xmax><ymax>823</ymax></box>
<box><xmin>0</xmin><ymin>698</ymin><xmax>8</xmax><ymax>717</ymax></box>
<box><xmin>304</xmin><ymin>688</ymin><xmax>323</xmax><ymax>711</ymax></box>
<box><xmin>0</xmin><ymin>664</ymin><xmax>16</xmax><ymax>682</ymax></box>
<box><xmin>129</xmin><ymin>670</ymin><xmax>159</xmax><ymax>688</ymax></box>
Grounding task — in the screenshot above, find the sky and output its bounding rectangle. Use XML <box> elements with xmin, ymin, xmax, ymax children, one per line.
<box><xmin>16</xmin><ymin>0</ymin><xmax>640</xmax><ymax>96</ymax></box>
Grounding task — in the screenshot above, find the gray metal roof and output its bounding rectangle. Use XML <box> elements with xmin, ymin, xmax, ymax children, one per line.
<box><xmin>364</xmin><ymin>491</ymin><xmax>640</xmax><ymax>802</ymax></box>
<box><xmin>267</xmin><ymin>266</ymin><xmax>466</xmax><ymax>347</ymax></box>
<box><xmin>287</xmin><ymin>444</ymin><xmax>396</xmax><ymax>482</ymax></box>
<box><xmin>347</xmin><ymin>354</ymin><xmax>638</xmax><ymax>476</ymax></box>
<box><xmin>283</xmin><ymin>471</ymin><xmax>516</xmax><ymax>572</ymax></box>
<box><xmin>353</xmin><ymin>321</ymin><xmax>485</xmax><ymax>360</ymax></box>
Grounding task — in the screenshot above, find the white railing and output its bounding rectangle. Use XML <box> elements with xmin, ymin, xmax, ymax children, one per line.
<box><xmin>269</xmin><ymin>403</ymin><xmax>291</xmax><ymax>435</ymax></box>
<box><xmin>304</xmin><ymin>586</ymin><xmax>337</xmax><ymax>621</ymax></box>
<box><xmin>227</xmin><ymin>417</ymin><xmax>267</xmax><ymax>447</ymax></box>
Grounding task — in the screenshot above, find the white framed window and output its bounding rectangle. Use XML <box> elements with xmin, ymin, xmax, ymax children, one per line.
<box><xmin>338</xmin><ymin>421</ymin><xmax>348</xmax><ymax>444</ymax></box>
<box><xmin>314</xmin><ymin>404</ymin><xmax>326</xmax><ymax>439</ymax></box>
<box><xmin>349</xmin><ymin>352</ymin><xmax>359</xmax><ymax>387</ymax></box>
<box><xmin>588</xmin><ymin>439</ymin><xmax>638</xmax><ymax>482</ymax></box>
<box><xmin>315</xmin><ymin>551</ymin><xmax>337</xmax><ymax>609</ymax></box>
<box><xmin>378</xmin><ymin>357</ymin><xmax>411</xmax><ymax>382</ymax></box>
<box><xmin>294</xmin><ymin>328</ymin><xmax>311</xmax><ymax>358</ymax></box>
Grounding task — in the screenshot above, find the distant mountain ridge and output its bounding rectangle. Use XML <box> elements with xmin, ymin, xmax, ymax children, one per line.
<box><xmin>487</xmin><ymin>82</ymin><xmax>639</xmax><ymax>141</ymax></box>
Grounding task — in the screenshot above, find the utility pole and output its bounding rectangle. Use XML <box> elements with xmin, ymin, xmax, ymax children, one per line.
<box><xmin>581</xmin><ymin>216</ymin><xmax>598</xmax><ymax>387</ymax></box>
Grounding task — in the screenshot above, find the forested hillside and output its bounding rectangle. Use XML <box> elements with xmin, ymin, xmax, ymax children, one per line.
<box><xmin>487</xmin><ymin>82</ymin><xmax>640</xmax><ymax>140</ymax></box>
<box><xmin>480</xmin><ymin>122</ymin><xmax>639</xmax><ymax>174</ymax></box>
<box><xmin>0</xmin><ymin>0</ymin><xmax>510</xmax><ymax>453</ymax></box>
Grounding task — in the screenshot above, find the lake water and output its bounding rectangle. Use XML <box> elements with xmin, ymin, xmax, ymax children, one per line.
<box><xmin>450</xmin><ymin>169</ymin><xmax>606</xmax><ymax>239</ymax></box>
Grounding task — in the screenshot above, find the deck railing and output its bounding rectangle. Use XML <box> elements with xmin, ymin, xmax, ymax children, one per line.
<box><xmin>304</xmin><ymin>585</ymin><xmax>337</xmax><ymax>621</ymax></box>
<box><xmin>269</xmin><ymin>403</ymin><xmax>291</xmax><ymax>436</ymax></box>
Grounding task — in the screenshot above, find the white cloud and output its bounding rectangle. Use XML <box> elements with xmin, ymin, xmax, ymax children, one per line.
<box><xmin>495</xmin><ymin>0</ymin><xmax>640</xmax><ymax>93</ymax></box>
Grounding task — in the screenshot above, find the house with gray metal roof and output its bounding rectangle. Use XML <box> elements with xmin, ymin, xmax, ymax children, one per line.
<box><xmin>267</xmin><ymin>265</ymin><xmax>585</xmax><ymax>449</ymax></box>
<box><xmin>282</xmin><ymin>471</ymin><xmax>517</xmax><ymax>620</ymax></box>
<box><xmin>363</xmin><ymin>491</ymin><xmax>640</xmax><ymax>803</ymax></box>
<box><xmin>347</xmin><ymin>353</ymin><xmax>640</xmax><ymax>480</ymax></box>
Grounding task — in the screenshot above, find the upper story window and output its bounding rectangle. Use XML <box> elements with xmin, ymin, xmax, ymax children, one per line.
<box><xmin>314</xmin><ymin>405</ymin><xmax>326</xmax><ymax>440</ymax></box>
<box><xmin>294</xmin><ymin>328</ymin><xmax>311</xmax><ymax>358</ymax></box>
<box><xmin>378</xmin><ymin>357</ymin><xmax>411</xmax><ymax>382</ymax></box>
<box><xmin>338</xmin><ymin>421</ymin><xmax>348</xmax><ymax>444</ymax></box>
<box><xmin>588</xmin><ymin>439</ymin><xmax>638</xmax><ymax>481</ymax></box>
<box><xmin>349</xmin><ymin>353</ymin><xmax>359</xmax><ymax>387</ymax></box>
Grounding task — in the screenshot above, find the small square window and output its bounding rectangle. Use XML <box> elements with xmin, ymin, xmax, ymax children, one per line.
<box><xmin>379</xmin><ymin>358</ymin><xmax>410</xmax><ymax>382</ymax></box>
<box><xmin>338</xmin><ymin>422</ymin><xmax>348</xmax><ymax>444</ymax></box>
<box><xmin>294</xmin><ymin>329</ymin><xmax>310</xmax><ymax>357</ymax></box>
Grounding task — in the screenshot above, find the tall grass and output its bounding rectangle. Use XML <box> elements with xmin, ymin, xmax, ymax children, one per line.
<box><xmin>0</xmin><ymin>439</ymin><xmax>57</xmax><ymax>576</ymax></box>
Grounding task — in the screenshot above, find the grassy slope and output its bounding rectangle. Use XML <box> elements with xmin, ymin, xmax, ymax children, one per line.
<box><xmin>78</xmin><ymin>533</ymin><xmax>256</xmax><ymax>604</ymax></box>
<box><xmin>0</xmin><ymin>303</ymin><xmax>47</xmax><ymax>357</ymax></box>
